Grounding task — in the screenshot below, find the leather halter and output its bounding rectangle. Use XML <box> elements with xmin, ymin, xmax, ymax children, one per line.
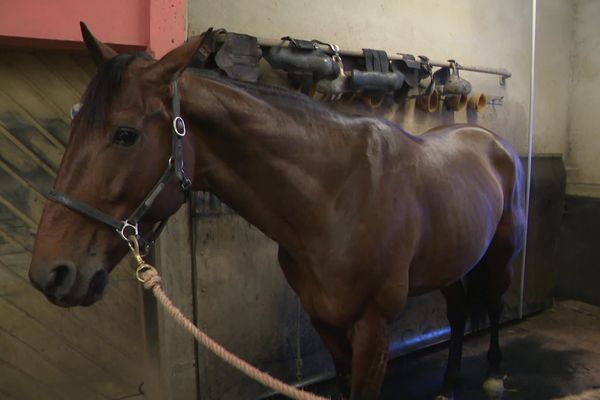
<box><xmin>48</xmin><ymin>81</ymin><xmax>191</xmax><ymax>253</ymax></box>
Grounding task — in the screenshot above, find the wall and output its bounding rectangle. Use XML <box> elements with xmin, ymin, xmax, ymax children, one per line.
<box><xmin>534</xmin><ymin>0</ymin><xmax>573</xmax><ymax>156</ymax></box>
<box><xmin>549</xmin><ymin>0</ymin><xmax>600</xmax><ymax>306</ymax></box>
<box><xmin>554</xmin><ymin>196</ymin><xmax>600</xmax><ymax>306</ymax></box>
<box><xmin>189</xmin><ymin>0</ymin><xmax>533</xmax><ymax>153</ymax></box>
<box><xmin>565</xmin><ymin>0</ymin><xmax>600</xmax><ymax>197</ymax></box>
<box><xmin>534</xmin><ymin>0</ymin><xmax>600</xmax><ymax>198</ymax></box>
<box><xmin>0</xmin><ymin>0</ymin><xmax>185</xmax><ymax>58</ymax></box>
<box><xmin>0</xmin><ymin>49</ymin><xmax>148</xmax><ymax>400</ymax></box>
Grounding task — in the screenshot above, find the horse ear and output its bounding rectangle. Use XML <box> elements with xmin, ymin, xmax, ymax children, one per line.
<box><xmin>80</xmin><ymin>21</ymin><xmax>118</xmax><ymax>67</ymax></box>
<box><xmin>146</xmin><ymin>28</ymin><xmax>214</xmax><ymax>84</ymax></box>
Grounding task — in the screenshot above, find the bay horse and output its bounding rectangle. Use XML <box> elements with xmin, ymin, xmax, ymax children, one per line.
<box><xmin>29</xmin><ymin>24</ymin><xmax>525</xmax><ymax>400</ymax></box>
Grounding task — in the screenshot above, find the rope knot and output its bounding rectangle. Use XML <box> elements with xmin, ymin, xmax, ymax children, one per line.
<box><xmin>136</xmin><ymin>264</ymin><xmax>162</xmax><ymax>290</ymax></box>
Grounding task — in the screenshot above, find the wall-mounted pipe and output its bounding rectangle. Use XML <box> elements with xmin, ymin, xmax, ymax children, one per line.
<box><xmin>429</xmin><ymin>60</ymin><xmax>511</xmax><ymax>79</ymax></box>
<box><xmin>237</xmin><ymin>36</ymin><xmax>512</xmax><ymax>81</ymax></box>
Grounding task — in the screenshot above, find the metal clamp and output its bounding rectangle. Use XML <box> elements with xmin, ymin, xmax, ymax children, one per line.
<box><xmin>118</xmin><ymin>220</ymin><xmax>139</xmax><ymax>242</ymax></box>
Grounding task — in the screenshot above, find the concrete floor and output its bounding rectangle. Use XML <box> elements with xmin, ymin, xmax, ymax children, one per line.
<box><xmin>302</xmin><ymin>300</ymin><xmax>600</xmax><ymax>400</ymax></box>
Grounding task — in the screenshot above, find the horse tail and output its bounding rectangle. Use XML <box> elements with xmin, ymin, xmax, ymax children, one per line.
<box><xmin>503</xmin><ymin>140</ymin><xmax>527</xmax><ymax>256</ymax></box>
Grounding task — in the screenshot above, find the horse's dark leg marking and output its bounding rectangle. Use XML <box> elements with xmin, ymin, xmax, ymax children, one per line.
<box><xmin>439</xmin><ymin>280</ymin><xmax>468</xmax><ymax>398</ymax></box>
<box><xmin>311</xmin><ymin>319</ymin><xmax>352</xmax><ymax>399</ymax></box>
<box><xmin>469</xmin><ymin>209</ymin><xmax>522</xmax><ymax>380</ymax></box>
<box><xmin>482</xmin><ymin>237</ymin><xmax>518</xmax><ymax>379</ymax></box>
<box><xmin>349</xmin><ymin>309</ymin><xmax>389</xmax><ymax>400</ymax></box>
<box><xmin>486</xmin><ymin>295</ymin><xmax>504</xmax><ymax>376</ymax></box>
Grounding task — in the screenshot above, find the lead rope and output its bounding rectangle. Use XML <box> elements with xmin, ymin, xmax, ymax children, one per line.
<box><xmin>127</xmin><ymin>236</ymin><xmax>328</xmax><ymax>400</ymax></box>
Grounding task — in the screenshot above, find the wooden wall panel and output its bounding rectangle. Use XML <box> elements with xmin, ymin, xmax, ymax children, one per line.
<box><xmin>151</xmin><ymin>204</ymin><xmax>198</xmax><ymax>400</ymax></box>
<box><xmin>0</xmin><ymin>49</ymin><xmax>148</xmax><ymax>399</ymax></box>
<box><xmin>0</xmin><ymin>206</ymin><xmax>34</xmax><ymax>251</ymax></box>
<box><xmin>0</xmin><ymin>360</ymin><xmax>64</xmax><ymax>400</ymax></box>
<box><xmin>0</xmin><ymin>300</ymin><xmax>127</xmax><ymax>398</ymax></box>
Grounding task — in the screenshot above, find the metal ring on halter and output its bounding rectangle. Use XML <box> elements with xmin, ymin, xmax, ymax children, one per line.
<box><xmin>169</xmin><ymin>155</ymin><xmax>185</xmax><ymax>171</ymax></box>
<box><xmin>173</xmin><ymin>116</ymin><xmax>186</xmax><ymax>137</ymax></box>
<box><xmin>118</xmin><ymin>220</ymin><xmax>139</xmax><ymax>242</ymax></box>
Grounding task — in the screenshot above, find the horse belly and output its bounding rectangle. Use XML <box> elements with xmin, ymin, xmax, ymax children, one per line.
<box><xmin>407</xmin><ymin>192</ymin><xmax>504</xmax><ymax>295</ymax></box>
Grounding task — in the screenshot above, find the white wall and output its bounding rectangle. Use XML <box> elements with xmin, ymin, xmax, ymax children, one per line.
<box><xmin>189</xmin><ymin>0</ymin><xmax>600</xmax><ymax>197</ymax></box>
<box><xmin>188</xmin><ymin>0</ymin><xmax>534</xmax><ymax>154</ymax></box>
<box><xmin>534</xmin><ymin>0</ymin><xmax>573</xmax><ymax>156</ymax></box>
<box><xmin>535</xmin><ymin>0</ymin><xmax>600</xmax><ymax>197</ymax></box>
<box><xmin>565</xmin><ymin>0</ymin><xmax>600</xmax><ymax>197</ymax></box>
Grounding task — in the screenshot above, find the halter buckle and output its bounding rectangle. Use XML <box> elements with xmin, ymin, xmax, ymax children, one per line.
<box><xmin>181</xmin><ymin>177</ymin><xmax>192</xmax><ymax>191</ymax></box>
<box><xmin>173</xmin><ymin>116</ymin><xmax>186</xmax><ymax>137</ymax></box>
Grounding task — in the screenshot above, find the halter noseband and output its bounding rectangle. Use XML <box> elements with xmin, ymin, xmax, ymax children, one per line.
<box><xmin>48</xmin><ymin>81</ymin><xmax>191</xmax><ymax>253</ymax></box>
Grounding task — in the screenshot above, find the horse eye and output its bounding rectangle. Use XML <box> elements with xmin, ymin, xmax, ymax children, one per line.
<box><xmin>112</xmin><ymin>128</ymin><xmax>139</xmax><ymax>147</ymax></box>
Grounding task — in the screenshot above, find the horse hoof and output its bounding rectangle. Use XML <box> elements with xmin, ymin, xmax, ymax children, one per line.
<box><xmin>482</xmin><ymin>376</ymin><xmax>505</xmax><ymax>399</ymax></box>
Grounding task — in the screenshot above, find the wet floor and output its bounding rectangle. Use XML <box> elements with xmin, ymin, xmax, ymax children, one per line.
<box><xmin>301</xmin><ymin>300</ymin><xmax>600</xmax><ymax>400</ymax></box>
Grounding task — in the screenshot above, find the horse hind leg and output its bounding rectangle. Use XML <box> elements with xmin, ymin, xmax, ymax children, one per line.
<box><xmin>467</xmin><ymin>209</ymin><xmax>524</xmax><ymax>394</ymax></box>
<box><xmin>436</xmin><ymin>280</ymin><xmax>468</xmax><ymax>400</ymax></box>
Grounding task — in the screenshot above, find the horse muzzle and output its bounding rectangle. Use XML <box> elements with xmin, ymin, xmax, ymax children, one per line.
<box><xmin>29</xmin><ymin>261</ymin><xmax>109</xmax><ymax>307</ymax></box>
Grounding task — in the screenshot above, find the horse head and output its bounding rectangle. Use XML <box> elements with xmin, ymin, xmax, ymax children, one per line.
<box><xmin>28</xmin><ymin>23</ymin><xmax>205</xmax><ymax>307</ymax></box>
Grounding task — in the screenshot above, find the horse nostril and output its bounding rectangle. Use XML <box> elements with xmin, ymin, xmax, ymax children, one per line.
<box><xmin>45</xmin><ymin>264</ymin><xmax>76</xmax><ymax>298</ymax></box>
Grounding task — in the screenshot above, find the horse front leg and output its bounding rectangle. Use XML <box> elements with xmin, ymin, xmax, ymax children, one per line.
<box><xmin>348</xmin><ymin>308</ymin><xmax>390</xmax><ymax>400</ymax></box>
<box><xmin>311</xmin><ymin>319</ymin><xmax>352</xmax><ymax>399</ymax></box>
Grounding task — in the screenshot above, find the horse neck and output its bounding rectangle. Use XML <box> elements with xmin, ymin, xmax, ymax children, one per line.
<box><xmin>179</xmin><ymin>72</ymin><xmax>411</xmax><ymax>254</ymax></box>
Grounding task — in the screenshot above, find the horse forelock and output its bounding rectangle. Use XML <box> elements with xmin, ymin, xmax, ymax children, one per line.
<box><xmin>78</xmin><ymin>52</ymin><xmax>152</xmax><ymax>130</ymax></box>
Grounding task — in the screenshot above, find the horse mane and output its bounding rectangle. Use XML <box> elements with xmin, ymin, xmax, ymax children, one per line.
<box><xmin>190</xmin><ymin>68</ymin><xmax>342</xmax><ymax>117</ymax></box>
<box><xmin>78</xmin><ymin>52</ymin><xmax>152</xmax><ymax>129</ymax></box>
<box><xmin>189</xmin><ymin>69</ymin><xmax>421</xmax><ymax>142</ymax></box>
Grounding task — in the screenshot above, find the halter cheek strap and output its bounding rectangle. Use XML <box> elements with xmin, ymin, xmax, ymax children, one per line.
<box><xmin>48</xmin><ymin>80</ymin><xmax>190</xmax><ymax>252</ymax></box>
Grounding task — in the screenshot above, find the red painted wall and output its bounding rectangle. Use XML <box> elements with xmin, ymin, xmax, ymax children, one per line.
<box><xmin>149</xmin><ymin>0</ymin><xmax>187</xmax><ymax>58</ymax></box>
<box><xmin>0</xmin><ymin>0</ymin><xmax>186</xmax><ymax>57</ymax></box>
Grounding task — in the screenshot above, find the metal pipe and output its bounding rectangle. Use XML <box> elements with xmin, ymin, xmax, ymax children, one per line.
<box><xmin>428</xmin><ymin>60</ymin><xmax>512</xmax><ymax>79</ymax></box>
<box><xmin>250</xmin><ymin>36</ymin><xmax>511</xmax><ymax>80</ymax></box>
<box><xmin>519</xmin><ymin>0</ymin><xmax>537</xmax><ymax>319</ymax></box>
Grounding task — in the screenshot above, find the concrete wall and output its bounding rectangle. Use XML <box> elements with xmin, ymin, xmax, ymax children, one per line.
<box><xmin>565</xmin><ymin>0</ymin><xmax>600</xmax><ymax>197</ymax></box>
<box><xmin>189</xmin><ymin>0</ymin><xmax>533</xmax><ymax>154</ymax></box>
<box><xmin>534</xmin><ymin>0</ymin><xmax>600</xmax><ymax>197</ymax></box>
<box><xmin>534</xmin><ymin>0</ymin><xmax>573</xmax><ymax>156</ymax></box>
